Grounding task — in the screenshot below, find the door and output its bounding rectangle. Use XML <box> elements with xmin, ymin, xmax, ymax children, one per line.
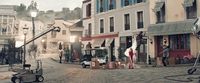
<box><xmin>137</xmin><ymin>39</ymin><xmax>147</xmax><ymax>62</ymax></box>
<box><xmin>156</xmin><ymin>36</ymin><xmax>163</xmax><ymax>57</ymax></box>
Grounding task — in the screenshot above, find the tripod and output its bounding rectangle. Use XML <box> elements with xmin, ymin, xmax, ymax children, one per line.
<box><xmin>187</xmin><ymin>51</ymin><xmax>200</xmax><ymax>74</ymax></box>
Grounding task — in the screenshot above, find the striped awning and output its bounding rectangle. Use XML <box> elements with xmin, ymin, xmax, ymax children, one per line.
<box><xmin>106</xmin><ymin>38</ymin><xmax>114</xmax><ymax>46</ymax></box>
<box><xmin>92</xmin><ymin>39</ymin><xmax>105</xmax><ymax>47</ymax></box>
<box><xmin>183</xmin><ymin>0</ymin><xmax>195</xmax><ymax>7</ymax></box>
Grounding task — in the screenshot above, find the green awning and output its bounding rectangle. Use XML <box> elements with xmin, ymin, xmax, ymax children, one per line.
<box><xmin>153</xmin><ymin>2</ymin><xmax>164</xmax><ymax>12</ymax></box>
<box><xmin>148</xmin><ymin>20</ymin><xmax>195</xmax><ymax>36</ymax></box>
<box><xmin>183</xmin><ymin>0</ymin><xmax>195</xmax><ymax>7</ymax></box>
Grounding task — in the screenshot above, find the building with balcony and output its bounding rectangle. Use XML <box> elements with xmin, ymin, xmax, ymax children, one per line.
<box><xmin>82</xmin><ymin>0</ymin><xmax>95</xmax><ymax>47</ymax></box>
<box><xmin>148</xmin><ymin>0</ymin><xmax>200</xmax><ymax>65</ymax></box>
<box><xmin>82</xmin><ymin>0</ymin><xmax>149</xmax><ymax>62</ymax></box>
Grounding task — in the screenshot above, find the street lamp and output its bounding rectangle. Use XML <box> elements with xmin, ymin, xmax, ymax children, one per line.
<box><xmin>23</xmin><ymin>25</ymin><xmax>29</xmax><ymax>70</ymax></box>
<box><xmin>30</xmin><ymin>0</ymin><xmax>38</xmax><ymax>47</ymax></box>
<box><xmin>29</xmin><ymin>1</ymin><xmax>38</xmax><ymax>59</ymax></box>
<box><xmin>70</xmin><ymin>36</ymin><xmax>76</xmax><ymax>62</ymax></box>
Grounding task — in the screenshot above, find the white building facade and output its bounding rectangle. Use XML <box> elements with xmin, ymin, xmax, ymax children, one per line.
<box><xmin>82</xmin><ymin>0</ymin><xmax>149</xmax><ymax>62</ymax></box>
<box><xmin>82</xmin><ymin>0</ymin><xmax>95</xmax><ymax>47</ymax></box>
<box><xmin>0</xmin><ymin>5</ymin><xmax>17</xmax><ymax>49</ymax></box>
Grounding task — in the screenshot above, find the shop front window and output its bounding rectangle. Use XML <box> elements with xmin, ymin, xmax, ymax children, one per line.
<box><xmin>169</xmin><ymin>34</ymin><xmax>190</xmax><ymax>50</ymax></box>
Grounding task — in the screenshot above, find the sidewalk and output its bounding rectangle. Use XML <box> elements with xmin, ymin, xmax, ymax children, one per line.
<box><xmin>0</xmin><ymin>64</ymin><xmax>19</xmax><ymax>80</ymax></box>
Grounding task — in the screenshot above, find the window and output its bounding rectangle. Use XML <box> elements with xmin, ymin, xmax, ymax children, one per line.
<box><xmin>100</xmin><ymin>0</ymin><xmax>104</xmax><ymax>12</ymax></box>
<box><xmin>121</xmin><ymin>0</ymin><xmax>131</xmax><ymax>7</ymax></box>
<box><xmin>88</xmin><ymin>23</ymin><xmax>92</xmax><ymax>36</ymax></box>
<box><xmin>62</xmin><ymin>30</ymin><xmax>66</xmax><ymax>35</ymax></box>
<box><xmin>84</xmin><ymin>29</ymin><xmax>88</xmax><ymax>37</ymax></box>
<box><xmin>3</xmin><ymin>18</ymin><xmax>7</xmax><ymax>24</ymax></box>
<box><xmin>137</xmin><ymin>0</ymin><xmax>145</xmax><ymax>3</ymax></box>
<box><xmin>137</xmin><ymin>11</ymin><xmax>144</xmax><ymax>29</ymax></box>
<box><xmin>156</xmin><ymin>3</ymin><xmax>165</xmax><ymax>23</ymax></box>
<box><xmin>110</xmin><ymin>17</ymin><xmax>114</xmax><ymax>32</ymax></box>
<box><xmin>109</xmin><ymin>0</ymin><xmax>116</xmax><ymax>10</ymax></box>
<box><xmin>186</xmin><ymin>0</ymin><xmax>197</xmax><ymax>19</ymax></box>
<box><xmin>169</xmin><ymin>34</ymin><xmax>190</xmax><ymax>50</ymax></box>
<box><xmin>51</xmin><ymin>31</ymin><xmax>57</xmax><ymax>38</ymax></box>
<box><xmin>2</xmin><ymin>27</ymin><xmax>7</xmax><ymax>34</ymax></box>
<box><xmin>86</xmin><ymin>4</ymin><xmax>91</xmax><ymax>17</ymax></box>
<box><xmin>124</xmin><ymin>14</ymin><xmax>130</xmax><ymax>30</ymax></box>
<box><xmin>124</xmin><ymin>0</ymin><xmax>130</xmax><ymax>6</ymax></box>
<box><xmin>100</xmin><ymin>19</ymin><xmax>104</xmax><ymax>33</ymax></box>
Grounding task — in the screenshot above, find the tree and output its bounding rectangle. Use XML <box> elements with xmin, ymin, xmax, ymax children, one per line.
<box><xmin>15</xmin><ymin>3</ymin><xmax>27</xmax><ymax>17</ymax></box>
<box><xmin>73</xmin><ymin>7</ymin><xmax>82</xmax><ymax>19</ymax></box>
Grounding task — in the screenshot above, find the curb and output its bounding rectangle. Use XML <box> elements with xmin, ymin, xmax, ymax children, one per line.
<box><xmin>0</xmin><ymin>72</ymin><xmax>14</xmax><ymax>80</ymax></box>
<box><xmin>0</xmin><ymin>75</ymin><xmax>10</xmax><ymax>80</ymax></box>
<box><xmin>0</xmin><ymin>65</ymin><xmax>9</xmax><ymax>68</ymax></box>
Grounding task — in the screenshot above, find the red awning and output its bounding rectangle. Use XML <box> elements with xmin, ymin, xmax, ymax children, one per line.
<box><xmin>81</xmin><ymin>33</ymin><xmax>118</xmax><ymax>41</ymax></box>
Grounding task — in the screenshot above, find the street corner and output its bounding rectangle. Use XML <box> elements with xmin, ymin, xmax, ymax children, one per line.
<box><xmin>0</xmin><ymin>72</ymin><xmax>15</xmax><ymax>80</ymax></box>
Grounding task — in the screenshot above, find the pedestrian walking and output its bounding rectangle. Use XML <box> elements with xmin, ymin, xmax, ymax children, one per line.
<box><xmin>128</xmin><ymin>48</ymin><xmax>136</xmax><ymax>69</ymax></box>
<box><xmin>58</xmin><ymin>42</ymin><xmax>63</xmax><ymax>63</ymax></box>
<box><xmin>64</xmin><ymin>47</ymin><xmax>70</xmax><ymax>63</ymax></box>
<box><xmin>59</xmin><ymin>51</ymin><xmax>63</xmax><ymax>63</ymax></box>
<box><xmin>160</xmin><ymin>45</ymin><xmax>170</xmax><ymax>66</ymax></box>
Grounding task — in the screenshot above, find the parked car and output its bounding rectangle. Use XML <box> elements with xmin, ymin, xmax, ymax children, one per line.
<box><xmin>80</xmin><ymin>48</ymin><xmax>108</xmax><ymax>68</ymax></box>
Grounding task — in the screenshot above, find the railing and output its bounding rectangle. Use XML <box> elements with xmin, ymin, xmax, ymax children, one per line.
<box><xmin>124</xmin><ymin>1</ymin><xmax>130</xmax><ymax>6</ymax></box>
<box><xmin>109</xmin><ymin>4</ymin><xmax>114</xmax><ymax>10</ymax></box>
<box><xmin>100</xmin><ymin>27</ymin><xmax>104</xmax><ymax>33</ymax></box>
<box><xmin>125</xmin><ymin>24</ymin><xmax>130</xmax><ymax>30</ymax></box>
<box><xmin>110</xmin><ymin>26</ymin><xmax>114</xmax><ymax>32</ymax></box>
<box><xmin>100</xmin><ymin>7</ymin><xmax>104</xmax><ymax>12</ymax></box>
<box><xmin>137</xmin><ymin>22</ymin><xmax>144</xmax><ymax>29</ymax></box>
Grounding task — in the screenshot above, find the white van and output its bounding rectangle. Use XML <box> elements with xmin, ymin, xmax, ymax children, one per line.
<box><xmin>80</xmin><ymin>48</ymin><xmax>108</xmax><ymax>68</ymax></box>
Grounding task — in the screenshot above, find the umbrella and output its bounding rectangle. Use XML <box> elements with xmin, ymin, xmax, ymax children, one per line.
<box><xmin>124</xmin><ymin>39</ymin><xmax>137</xmax><ymax>57</ymax></box>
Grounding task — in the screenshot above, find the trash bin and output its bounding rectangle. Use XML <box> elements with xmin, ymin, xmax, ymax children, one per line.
<box><xmin>108</xmin><ymin>62</ymin><xmax>116</xmax><ymax>69</ymax></box>
<box><xmin>90</xmin><ymin>58</ymin><xmax>100</xmax><ymax>69</ymax></box>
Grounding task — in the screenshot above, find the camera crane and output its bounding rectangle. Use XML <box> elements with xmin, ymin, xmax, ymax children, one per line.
<box><xmin>187</xmin><ymin>17</ymin><xmax>200</xmax><ymax>75</ymax></box>
<box><xmin>18</xmin><ymin>26</ymin><xmax>60</xmax><ymax>48</ymax></box>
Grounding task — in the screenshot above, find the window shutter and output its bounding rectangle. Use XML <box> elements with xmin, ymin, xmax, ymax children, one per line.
<box><xmin>104</xmin><ymin>0</ymin><xmax>108</xmax><ymax>11</ymax></box>
<box><xmin>96</xmin><ymin>0</ymin><xmax>99</xmax><ymax>13</ymax></box>
<box><xmin>113</xmin><ymin>0</ymin><xmax>116</xmax><ymax>9</ymax></box>
<box><xmin>132</xmin><ymin>0</ymin><xmax>136</xmax><ymax>4</ymax></box>
<box><xmin>121</xmin><ymin>0</ymin><xmax>124</xmax><ymax>7</ymax></box>
<box><xmin>129</xmin><ymin>0</ymin><xmax>132</xmax><ymax>5</ymax></box>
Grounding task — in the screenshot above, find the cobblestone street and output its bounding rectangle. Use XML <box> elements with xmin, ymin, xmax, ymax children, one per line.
<box><xmin>46</xmin><ymin>66</ymin><xmax>200</xmax><ymax>83</ymax></box>
<box><xmin>1</xmin><ymin>57</ymin><xmax>200</xmax><ymax>83</ymax></box>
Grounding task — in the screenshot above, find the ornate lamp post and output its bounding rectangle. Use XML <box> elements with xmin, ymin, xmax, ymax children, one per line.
<box><xmin>70</xmin><ymin>36</ymin><xmax>76</xmax><ymax>62</ymax></box>
<box><xmin>29</xmin><ymin>1</ymin><xmax>38</xmax><ymax>59</ymax></box>
<box><xmin>30</xmin><ymin>1</ymin><xmax>38</xmax><ymax>45</ymax></box>
<box><xmin>23</xmin><ymin>25</ymin><xmax>29</xmax><ymax>69</ymax></box>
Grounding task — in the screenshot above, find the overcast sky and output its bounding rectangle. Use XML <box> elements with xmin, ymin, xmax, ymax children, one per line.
<box><xmin>0</xmin><ymin>0</ymin><xmax>83</xmax><ymax>11</ymax></box>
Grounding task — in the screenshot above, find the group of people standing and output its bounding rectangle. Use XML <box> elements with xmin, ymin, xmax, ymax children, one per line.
<box><xmin>59</xmin><ymin>47</ymin><xmax>79</xmax><ymax>64</ymax></box>
<box><xmin>126</xmin><ymin>45</ymin><xmax>170</xmax><ymax>69</ymax></box>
